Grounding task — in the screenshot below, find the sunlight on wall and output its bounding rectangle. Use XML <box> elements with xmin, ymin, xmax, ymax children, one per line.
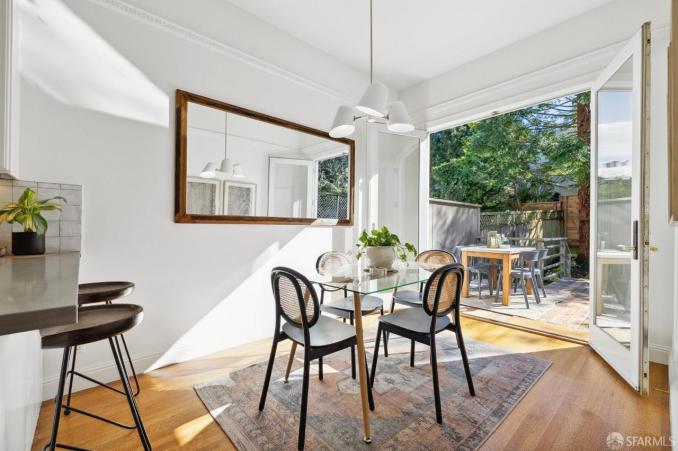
<box><xmin>20</xmin><ymin>0</ymin><xmax>168</xmax><ymax>127</ymax></box>
<box><xmin>147</xmin><ymin>227</ymin><xmax>334</xmax><ymax>372</ymax></box>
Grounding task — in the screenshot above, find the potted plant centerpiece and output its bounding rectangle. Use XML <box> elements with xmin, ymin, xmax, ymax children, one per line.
<box><xmin>355</xmin><ymin>226</ymin><xmax>417</xmax><ymax>269</ymax></box>
<box><xmin>0</xmin><ymin>188</ymin><xmax>65</xmax><ymax>255</ymax></box>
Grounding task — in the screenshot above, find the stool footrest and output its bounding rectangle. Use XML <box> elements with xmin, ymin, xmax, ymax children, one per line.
<box><xmin>43</xmin><ymin>442</ymin><xmax>91</xmax><ymax>451</ymax></box>
<box><xmin>67</xmin><ymin>370</ymin><xmax>132</xmax><ymax>397</ymax></box>
<box><xmin>62</xmin><ymin>404</ymin><xmax>137</xmax><ymax>430</ymax></box>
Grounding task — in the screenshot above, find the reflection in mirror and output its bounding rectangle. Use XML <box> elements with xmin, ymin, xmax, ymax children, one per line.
<box><xmin>177</xmin><ymin>92</ymin><xmax>353</xmax><ymax>224</ymax></box>
<box><xmin>377</xmin><ymin>132</ymin><xmax>420</xmax><ymax>248</ymax></box>
<box><xmin>595</xmin><ymin>56</ymin><xmax>633</xmax><ymax>348</ymax></box>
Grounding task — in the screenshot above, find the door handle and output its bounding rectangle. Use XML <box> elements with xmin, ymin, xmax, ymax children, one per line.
<box><xmin>632</xmin><ymin>220</ymin><xmax>638</xmax><ymax>260</ymax></box>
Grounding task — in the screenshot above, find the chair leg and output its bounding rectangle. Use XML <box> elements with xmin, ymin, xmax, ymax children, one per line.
<box><xmin>259</xmin><ymin>336</ymin><xmax>279</xmax><ymax>411</ymax></box>
<box><xmin>64</xmin><ymin>345</ymin><xmax>78</xmax><ymax>415</ymax></box>
<box><xmin>539</xmin><ymin>274</ymin><xmax>547</xmax><ymax>298</ymax></box>
<box><xmin>455</xmin><ymin>326</ymin><xmax>475</xmax><ymax>397</ymax></box>
<box><xmin>298</xmin><ymin>352</ymin><xmax>311</xmax><ymax>450</ymax></box>
<box><xmin>350</xmin><ymin>313</ymin><xmax>356</xmax><ymax>379</ymax></box>
<box><xmin>520</xmin><ymin>277</ymin><xmax>529</xmax><ymax>309</ymax></box>
<box><xmin>532</xmin><ymin>278</ymin><xmax>541</xmax><ymax>304</ymax></box>
<box><xmin>430</xmin><ymin>337</ymin><xmax>442</xmax><ymax>424</ymax></box>
<box><xmin>370</xmin><ymin>323</ymin><xmax>381</xmax><ymax>387</ymax></box>
<box><xmin>109</xmin><ymin>338</ymin><xmax>151</xmax><ymax>450</ymax></box>
<box><xmin>381</xmin><ymin>307</ymin><xmax>388</xmax><ymax>357</ymax></box>
<box><xmin>284</xmin><ymin>342</ymin><xmax>297</xmax><ymax>383</ymax></box>
<box><xmin>46</xmin><ymin>346</ymin><xmax>71</xmax><ymax>451</ymax></box>
<box><xmin>410</xmin><ymin>340</ymin><xmax>415</xmax><ymax>367</ymax></box>
<box><xmin>495</xmin><ymin>271</ymin><xmax>502</xmax><ymax>302</ymax></box>
<box><xmin>119</xmin><ymin>334</ymin><xmax>141</xmax><ymax>396</ymax></box>
<box><xmin>318</xmin><ymin>357</ymin><xmax>323</xmax><ymax>381</ymax></box>
<box><xmin>365</xmin><ymin>354</ymin><xmax>375</xmax><ymax>411</ymax></box>
<box><xmin>477</xmin><ymin>274</ymin><xmax>482</xmax><ymax>299</ymax></box>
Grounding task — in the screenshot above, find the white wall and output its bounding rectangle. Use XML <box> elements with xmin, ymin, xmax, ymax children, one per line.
<box><xmin>16</xmin><ymin>0</ymin><xmax>374</xmax><ymax>398</ymax></box>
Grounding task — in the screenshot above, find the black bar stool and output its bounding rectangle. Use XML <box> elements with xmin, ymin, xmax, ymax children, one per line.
<box><xmin>64</xmin><ymin>282</ymin><xmax>139</xmax><ymax>424</ymax></box>
<box><xmin>41</xmin><ymin>304</ymin><xmax>151</xmax><ymax>450</ymax></box>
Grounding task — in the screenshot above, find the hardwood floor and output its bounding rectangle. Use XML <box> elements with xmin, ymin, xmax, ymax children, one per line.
<box><xmin>31</xmin><ymin>318</ymin><xmax>669</xmax><ymax>450</ymax></box>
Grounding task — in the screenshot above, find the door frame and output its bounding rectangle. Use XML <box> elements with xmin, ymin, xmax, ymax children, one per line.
<box><xmin>588</xmin><ymin>23</ymin><xmax>651</xmax><ymax>394</ymax></box>
<box><xmin>267</xmin><ymin>157</ymin><xmax>315</xmax><ymax>218</ymax></box>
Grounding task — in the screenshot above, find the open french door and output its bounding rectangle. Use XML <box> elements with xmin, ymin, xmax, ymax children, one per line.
<box><xmin>589</xmin><ymin>23</ymin><xmax>651</xmax><ymax>394</ymax></box>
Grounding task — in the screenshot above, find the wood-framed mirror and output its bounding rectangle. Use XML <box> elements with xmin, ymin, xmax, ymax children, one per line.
<box><xmin>175</xmin><ymin>90</ymin><xmax>355</xmax><ymax>225</ymax></box>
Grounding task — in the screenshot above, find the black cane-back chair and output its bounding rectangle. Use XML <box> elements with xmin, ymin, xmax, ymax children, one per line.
<box><xmin>316</xmin><ymin>251</ymin><xmax>387</xmax><ymax>376</ymax></box>
<box><xmin>371</xmin><ymin>263</ymin><xmax>475</xmax><ymax>424</ymax></box>
<box><xmin>259</xmin><ymin>267</ymin><xmax>374</xmax><ymax>450</ymax></box>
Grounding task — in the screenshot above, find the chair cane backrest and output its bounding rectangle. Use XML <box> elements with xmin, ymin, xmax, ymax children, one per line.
<box><xmin>416</xmin><ymin>250</ymin><xmax>457</xmax><ymax>266</ymax></box>
<box><xmin>422</xmin><ymin>263</ymin><xmax>464</xmax><ymax>319</ymax></box>
<box><xmin>316</xmin><ymin>251</ymin><xmax>351</xmax><ymax>275</ymax></box>
<box><xmin>271</xmin><ymin>267</ymin><xmax>320</xmax><ymax>329</ymax></box>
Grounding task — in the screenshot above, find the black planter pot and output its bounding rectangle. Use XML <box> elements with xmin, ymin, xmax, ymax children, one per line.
<box><xmin>12</xmin><ymin>232</ymin><xmax>46</xmax><ymax>256</ymax></box>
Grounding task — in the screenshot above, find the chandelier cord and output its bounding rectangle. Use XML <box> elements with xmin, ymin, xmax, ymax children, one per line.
<box><xmin>369</xmin><ymin>0</ymin><xmax>373</xmax><ymax>84</ymax></box>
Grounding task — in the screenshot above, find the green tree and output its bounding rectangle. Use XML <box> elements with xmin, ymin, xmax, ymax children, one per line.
<box><xmin>430</xmin><ymin>92</ymin><xmax>591</xmax><ymax>259</ymax></box>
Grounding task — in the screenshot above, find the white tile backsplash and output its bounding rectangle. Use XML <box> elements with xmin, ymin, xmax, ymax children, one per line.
<box><xmin>0</xmin><ymin>180</ymin><xmax>81</xmax><ymax>255</ymax></box>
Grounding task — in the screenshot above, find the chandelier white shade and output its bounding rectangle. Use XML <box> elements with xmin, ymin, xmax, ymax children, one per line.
<box><xmin>219</xmin><ymin>158</ymin><xmax>233</xmax><ymax>174</ymax></box>
<box><xmin>356</xmin><ymin>81</ymin><xmax>388</xmax><ymax>117</ymax></box>
<box><xmin>199</xmin><ymin>114</ymin><xmax>245</xmax><ymax>179</ymax></box>
<box><xmin>328</xmin><ymin>0</ymin><xmax>414</xmax><ymax>139</ymax></box>
<box><xmin>386</xmin><ymin>101</ymin><xmax>415</xmax><ymax>133</ymax></box>
<box><xmin>200</xmin><ymin>162</ymin><xmax>218</xmax><ymax>178</ymax></box>
<box><xmin>329</xmin><ymin>105</ymin><xmax>356</xmax><ymax>138</ymax></box>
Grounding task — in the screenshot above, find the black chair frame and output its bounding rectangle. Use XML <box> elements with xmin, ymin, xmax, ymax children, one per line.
<box><xmin>45</xmin><ymin>337</ymin><xmax>151</xmax><ymax>451</ymax></box>
<box><xmin>259</xmin><ymin>267</ymin><xmax>374</xmax><ymax>450</ymax></box>
<box><xmin>371</xmin><ymin>263</ymin><xmax>475</xmax><ymax>424</ymax></box>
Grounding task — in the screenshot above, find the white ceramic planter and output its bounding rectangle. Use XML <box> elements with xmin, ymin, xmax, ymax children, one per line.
<box><xmin>365</xmin><ymin>246</ymin><xmax>396</xmax><ymax>269</ymax></box>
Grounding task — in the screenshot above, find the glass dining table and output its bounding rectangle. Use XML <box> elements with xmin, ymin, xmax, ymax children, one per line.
<box><xmin>305</xmin><ymin>261</ymin><xmax>439</xmax><ymax>443</ymax></box>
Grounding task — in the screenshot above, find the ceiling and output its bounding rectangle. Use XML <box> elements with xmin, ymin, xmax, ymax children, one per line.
<box><xmin>226</xmin><ymin>0</ymin><xmax>615</xmax><ymax>91</ymax></box>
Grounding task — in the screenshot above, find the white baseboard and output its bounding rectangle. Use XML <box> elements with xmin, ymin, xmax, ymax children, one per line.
<box><xmin>649</xmin><ymin>342</ymin><xmax>671</xmax><ymax>365</ymax></box>
<box><xmin>41</xmin><ymin>350</ymin><xmax>163</xmax><ymax>401</ymax></box>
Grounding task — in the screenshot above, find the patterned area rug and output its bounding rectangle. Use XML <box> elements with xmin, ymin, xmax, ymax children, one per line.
<box><xmin>194</xmin><ymin>335</ymin><xmax>550</xmax><ymax>450</ymax></box>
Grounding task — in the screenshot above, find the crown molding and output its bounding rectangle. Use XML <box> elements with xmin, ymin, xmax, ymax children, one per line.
<box><xmin>88</xmin><ymin>0</ymin><xmax>351</xmax><ymax>102</ymax></box>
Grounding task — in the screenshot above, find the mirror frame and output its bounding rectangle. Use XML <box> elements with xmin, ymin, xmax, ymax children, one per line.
<box><xmin>174</xmin><ymin>90</ymin><xmax>355</xmax><ymax>225</ymax></box>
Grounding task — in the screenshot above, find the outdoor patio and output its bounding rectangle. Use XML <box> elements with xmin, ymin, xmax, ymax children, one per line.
<box><xmin>460</xmin><ymin>277</ymin><xmax>590</xmax><ymax>335</ymax></box>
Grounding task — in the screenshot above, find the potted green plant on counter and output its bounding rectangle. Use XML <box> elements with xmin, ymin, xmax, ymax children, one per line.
<box><xmin>0</xmin><ymin>188</ymin><xmax>65</xmax><ymax>255</ymax></box>
<box><xmin>355</xmin><ymin>226</ymin><xmax>417</xmax><ymax>269</ymax></box>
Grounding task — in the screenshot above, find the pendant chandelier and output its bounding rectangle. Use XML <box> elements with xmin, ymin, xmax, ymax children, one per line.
<box><xmin>200</xmin><ymin>114</ymin><xmax>244</xmax><ymax>178</ymax></box>
<box><xmin>329</xmin><ymin>0</ymin><xmax>414</xmax><ymax>138</ymax></box>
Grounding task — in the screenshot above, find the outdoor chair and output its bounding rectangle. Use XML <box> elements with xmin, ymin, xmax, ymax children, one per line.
<box><xmin>533</xmin><ymin>248</ymin><xmax>548</xmax><ymax>298</ymax></box>
<box><xmin>453</xmin><ymin>246</ymin><xmax>499</xmax><ymax>298</ymax></box>
<box><xmin>495</xmin><ymin>250</ymin><xmax>542</xmax><ymax>308</ymax></box>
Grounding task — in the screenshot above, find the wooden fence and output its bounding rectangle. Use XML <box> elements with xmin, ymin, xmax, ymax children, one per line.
<box><xmin>521</xmin><ymin>195</ymin><xmax>581</xmax><ymax>245</ymax></box>
<box><xmin>479</xmin><ymin>209</ymin><xmax>564</xmax><ymax>241</ymax></box>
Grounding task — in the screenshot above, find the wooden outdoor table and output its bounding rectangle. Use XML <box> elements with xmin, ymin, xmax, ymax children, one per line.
<box><xmin>460</xmin><ymin>246</ymin><xmax>536</xmax><ymax>305</ymax></box>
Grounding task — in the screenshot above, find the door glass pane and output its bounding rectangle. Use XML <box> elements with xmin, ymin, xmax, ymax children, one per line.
<box><xmin>595</xmin><ymin>56</ymin><xmax>633</xmax><ymax>348</ymax></box>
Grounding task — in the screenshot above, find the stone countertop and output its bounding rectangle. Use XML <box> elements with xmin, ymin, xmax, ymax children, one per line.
<box><xmin>0</xmin><ymin>252</ymin><xmax>80</xmax><ymax>336</ymax></box>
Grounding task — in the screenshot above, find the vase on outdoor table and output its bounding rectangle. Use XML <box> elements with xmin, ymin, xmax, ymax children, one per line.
<box><xmin>366</xmin><ymin>246</ymin><xmax>396</xmax><ymax>269</ymax></box>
